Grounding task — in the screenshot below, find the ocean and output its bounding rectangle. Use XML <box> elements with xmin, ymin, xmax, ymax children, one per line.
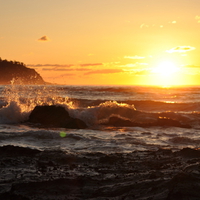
<box><xmin>1</xmin><ymin>84</ymin><xmax>200</xmax><ymax>153</ymax></box>
<box><xmin>1</xmin><ymin>84</ymin><xmax>200</xmax><ymax>199</ymax></box>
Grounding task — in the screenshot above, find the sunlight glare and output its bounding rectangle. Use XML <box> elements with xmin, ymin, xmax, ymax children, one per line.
<box><xmin>149</xmin><ymin>61</ymin><xmax>183</xmax><ymax>87</ymax></box>
<box><xmin>152</xmin><ymin>61</ymin><xmax>179</xmax><ymax>77</ymax></box>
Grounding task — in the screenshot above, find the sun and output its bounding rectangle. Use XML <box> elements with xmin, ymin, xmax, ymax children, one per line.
<box><xmin>152</xmin><ymin>61</ymin><xmax>179</xmax><ymax>77</ymax></box>
<box><xmin>149</xmin><ymin>60</ymin><xmax>182</xmax><ymax>87</ymax></box>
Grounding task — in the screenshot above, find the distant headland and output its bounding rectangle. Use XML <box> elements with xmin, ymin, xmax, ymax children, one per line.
<box><xmin>0</xmin><ymin>58</ymin><xmax>46</xmax><ymax>85</ymax></box>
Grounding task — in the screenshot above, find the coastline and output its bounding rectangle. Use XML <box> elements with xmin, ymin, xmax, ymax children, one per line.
<box><xmin>1</xmin><ymin>145</ymin><xmax>200</xmax><ymax>199</ymax></box>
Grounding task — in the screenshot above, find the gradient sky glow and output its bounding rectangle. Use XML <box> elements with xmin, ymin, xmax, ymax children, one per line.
<box><xmin>1</xmin><ymin>0</ymin><xmax>200</xmax><ymax>86</ymax></box>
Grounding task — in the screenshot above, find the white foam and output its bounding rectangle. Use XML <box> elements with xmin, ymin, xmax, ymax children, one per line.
<box><xmin>0</xmin><ymin>101</ymin><xmax>28</xmax><ymax>124</ymax></box>
<box><xmin>67</xmin><ymin>101</ymin><xmax>137</xmax><ymax>126</ymax></box>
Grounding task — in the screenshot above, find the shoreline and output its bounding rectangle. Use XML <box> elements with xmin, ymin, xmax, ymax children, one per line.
<box><xmin>1</xmin><ymin>145</ymin><xmax>200</xmax><ymax>200</ymax></box>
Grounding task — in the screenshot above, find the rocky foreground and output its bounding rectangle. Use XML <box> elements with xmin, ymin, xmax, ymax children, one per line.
<box><xmin>0</xmin><ymin>146</ymin><xmax>200</xmax><ymax>200</ymax></box>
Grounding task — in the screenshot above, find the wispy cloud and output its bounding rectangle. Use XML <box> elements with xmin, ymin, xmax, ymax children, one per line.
<box><xmin>43</xmin><ymin>67</ymin><xmax>91</xmax><ymax>72</ymax></box>
<box><xmin>28</xmin><ymin>64</ymin><xmax>74</xmax><ymax>68</ymax></box>
<box><xmin>28</xmin><ymin>63</ymin><xmax>100</xmax><ymax>73</ymax></box>
<box><xmin>123</xmin><ymin>68</ymin><xmax>150</xmax><ymax>75</ymax></box>
<box><xmin>134</xmin><ymin>70</ymin><xmax>150</xmax><ymax>76</ymax></box>
<box><xmin>79</xmin><ymin>63</ymin><xmax>102</xmax><ymax>67</ymax></box>
<box><xmin>166</xmin><ymin>46</ymin><xmax>196</xmax><ymax>53</ymax></box>
<box><xmin>38</xmin><ymin>35</ymin><xmax>49</xmax><ymax>42</ymax></box>
<box><xmin>124</xmin><ymin>55</ymin><xmax>145</xmax><ymax>59</ymax></box>
<box><xmin>123</xmin><ymin>62</ymin><xmax>148</xmax><ymax>68</ymax></box>
<box><xmin>42</xmin><ymin>68</ymin><xmax>73</xmax><ymax>71</ymax></box>
<box><xmin>84</xmin><ymin>69</ymin><xmax>123</xmax><ymax>75</ymax></box>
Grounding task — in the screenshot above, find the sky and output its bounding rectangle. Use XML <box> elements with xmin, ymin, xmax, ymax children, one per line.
<box><xmin>1</xmin><ymin>0</ymin><xmax>200</xmax><ymax>86</ymax></box>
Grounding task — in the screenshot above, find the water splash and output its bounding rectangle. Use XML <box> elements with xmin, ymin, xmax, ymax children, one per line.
<box><xmin>0</xmin><ymin>84</ymin><xmax>74</xmax><ymax>123</ymax></box>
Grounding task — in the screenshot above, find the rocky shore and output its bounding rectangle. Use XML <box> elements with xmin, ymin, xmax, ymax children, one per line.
<box><xmin>1</xmin><ymin>145</ymin><xmax>200</xmax><ymax>200</ymax></box>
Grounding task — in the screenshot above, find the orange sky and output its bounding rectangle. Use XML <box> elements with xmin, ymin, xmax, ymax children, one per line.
<box><xmin>1</xmin><ymin>0</ymin><xmax>200</xmax><ymax>86</ymax></box>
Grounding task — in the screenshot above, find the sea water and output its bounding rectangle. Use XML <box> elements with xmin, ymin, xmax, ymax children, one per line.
<box><xmin>0</xmin><ymin>84</ymin><xmax>200</xmax><ymax>154</ymax></box>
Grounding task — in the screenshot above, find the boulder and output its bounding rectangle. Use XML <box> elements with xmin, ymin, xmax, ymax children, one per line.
<box><xmin>102</xmin><ymin>116</ymin><xmax>139</xmax><ymax>127</ymax></box>
<box><xmin>28</xmin><ymin>105</ymin><xmax>87</xmax><ymax>129</ymax></box>
<box><xmin>101</xmin><ymin>116</ymin><xmax>190</xmax><ymax>128</ymax></box>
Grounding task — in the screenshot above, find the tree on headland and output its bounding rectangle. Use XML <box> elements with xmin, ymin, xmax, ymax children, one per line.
<box><xmin>0</xmin><ymin>58</ymin><xmax>46</xmax><ymax>85</ymax></box>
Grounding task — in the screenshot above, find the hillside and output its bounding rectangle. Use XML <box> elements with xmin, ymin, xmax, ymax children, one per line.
<box><xmin>0</xmin><ymin>59</ymin><xmax>45</xmax><ymax>85</ymax></box>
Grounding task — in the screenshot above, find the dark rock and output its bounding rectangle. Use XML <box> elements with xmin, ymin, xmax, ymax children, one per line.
<box><xmin>0</xmin><ymin>192</ymin><xmax>30</xmax><ymax>200</ymax></box>
<box><xmin>102</xmin><ymin>116</ymin><xmax>190</xmax><ymax>128</ymax></box>
<box><xmin>102</xmin><ymin>116</ymin><xmax>140</xmax><ymax>127</ymax></box>
<box><xmin>28</xmin><ymin>105</ymin><xmax>70</xmax><ymax>126</ymax></box>
<box><xmin>28</xmin><ymin>105</ymin><xmax>87</xmax><ymax>129</ymax></box>
<box><xmin>64</xmin><ymin>117</ymin><xmax>88</xmax><ymax>129</ymax></box>
<box><xmin>0</xmin><ymin>145</ymin><xmax>41</xmax><ymax>157</ymax></box>
<box><xmin>167</xmin><ymin>172</ymin><xmax>200</xmax><ymax>200</ymax></box>
<box><xmin>154</xmin><ymin>117</ymin><xmax>191</xmax><ymax>128</ymax></box>
<box><xmin>176</xmin><ymin>148</ymin><xmax>200</xmax><ymax>158</ymax></box>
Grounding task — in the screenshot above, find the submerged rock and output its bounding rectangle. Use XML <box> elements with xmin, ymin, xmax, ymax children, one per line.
<box><xmin>154</xmin><ymin>117</ymin><xmax>191</xmax><ymax>128</ymax></box>
<box><xmin>102</xmin><ymin>116</ymin><xmax>137</xmax><ymax>127</ymax></box>
<box><xmin>102</xmin><ymin>116</ymin><xmax>191</xmax><ymax>128</ymax></box>
<box><xmin>28</xmin><ymin>105</ymin><xmax>87</xmax><ymax>129</ymax></box>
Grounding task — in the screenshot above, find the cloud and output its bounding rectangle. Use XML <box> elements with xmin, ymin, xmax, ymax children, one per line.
<box><xmin>124</xmin><ymin>55</ymin><xmax>145</xmax><ymax>59</ymax></box>
<box><xmin>84</xmin><ymin>69</ymin><xmax>123</xmax><ymax>75</ymax></box>
<box><xmin>42</xmin><ymin>68</ymin><xmax>73</xmax><ymax>71</ymax></box>
<box><xmin>41</xmin><ymin>67</ymin><xmax>91</xmax><ymax>72</ymax></box>
<box><xmin>28</xmin><ymin>63</ymin><xmax>103</xmax><ymax>69</ymax></box>
<box><xmin>166</xmin><ymin>46</ymin><xmax>196</xmax><ymax>53</ymax></box>
<box><xmin>46</xmin><ymin>68</ymin><xmax>90</xmax><ymax>72</ymax></box>
<box><xmin>38</xmin><ymin>36</ymin><xmax>49</xmax><ymax>41</ymax></box>
<box><xmin>195</xmin><ymin>16</ymin><xmax>200</xmax><ymax>23</ymax></box>
<box><xmin>123</xmin><ymin>68</ymin><xmax>150</xmax><ymax>76</ymax></box>
<box><xmin>80</xmin><ymin>63</ymin><xmax>102</xmax><ymax>67</ymax></box>
<box><xmin>134</xmin><ymin>70</ymin><xmax>150</xmax><ymax>76</ymax></box>
<box><xmin>28</xmin><ymin>64</ymin><xmax>74</xmax><ymax>68</ymax></box>
<box><xmin>123</xmin><ymin>62</ymin><xmax>148</xmax><ymax>68</ymax></box>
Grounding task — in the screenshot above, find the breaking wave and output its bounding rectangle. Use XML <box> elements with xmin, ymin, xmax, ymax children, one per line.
<box><xmin>0</xmin><ymin>84</ymin><xmax>200</xmax><ymax>128</ymax></box>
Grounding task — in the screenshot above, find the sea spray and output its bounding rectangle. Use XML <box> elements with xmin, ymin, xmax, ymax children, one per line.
<box><xmin>1</xmin><ymin>84</ymin><xmax>200</xmax><ymax>128</ymax></box>
<box><xmin>67</xmin><ymin>101</ymin><xmax>138</xmax><ymax>127</ymax></box>
<box><xmin>0</xmin><ymin>84</ymin><xmax>75</xmax><ymax>124</ymax></box>
<box><xmin>0</xmin><ymin>101</ymin><xmax>25</xmax><ymax>123</ymax></box>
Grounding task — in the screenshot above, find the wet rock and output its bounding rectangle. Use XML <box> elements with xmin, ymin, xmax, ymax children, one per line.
<box><xmin>0</xmin><ymin>192</ymin><xmax>30</xmax><ymax>200</ymax></box>
<box><xmin>2</xmin><ymin>147</ymin><xmax>200</xmax><ymax>199</ymax></box>
<box><xmin>28</xmin><ymin>105</ymin><xmax>87</xmax><ymax>129</ymax></box>
<box><xmin>154</xmin><ymin>117</ymin><xmax>191</xmax><ymax>128</ymax></box>
<box><xmin>0</xmin><ymin>145</ymin><xmax>41</xmax><ymax>157</ymax></box>
<box><xmin>102</xmin><ymin>116</ymin><xmax>137</xmax><ymax>127</ymax></box>
<box><xmin>167</xmin><ymin>172</ymin><xmax>200</xmax><ymax>200</ymax></box>
<box><xmin>176</xmin><ymin>148</ymin><xmax>200</xmax><ymax>158</ymax></box>
<box><xmin>102</xmin><ymin>116</ymin><xmax>190</xmax><ymax>128</ymax></box>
